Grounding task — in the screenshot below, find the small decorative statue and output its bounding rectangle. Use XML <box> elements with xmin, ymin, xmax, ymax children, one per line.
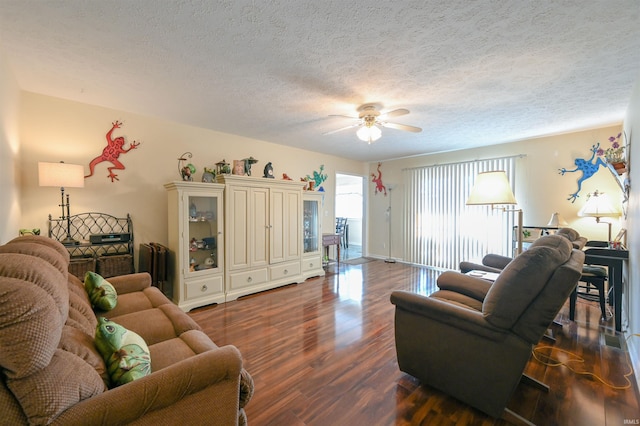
<box><xmin>202</xmin><ymin>167</ymin><xmax>215</xmax><ymax>183</ymax></box>
<box><xmin>178</xmin><ymin>152</ymin><xmax>195</xmax><ymax>181</ymax></box>
<box><xmin>282</xmin><ymin>173</ymin><xmax>293</xmax><ymax>180</ymax></box>
<box><xmin>242</xmin><ymin>156</ymin><xmax>258</xmax><ymax>176</ymax></box>
<box><xmin>263</xmin><ymin>162</ymin><xmax>274</xmax><ymax>178</ymax></box>
<box><xmin>215</xmin><ymin>159</ymin><xmax>231</xmax><ymax>175</ymax></box>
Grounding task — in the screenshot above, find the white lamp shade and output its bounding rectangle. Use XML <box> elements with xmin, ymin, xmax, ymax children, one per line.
<box><xmin>38</xmin><ymin>162</ymin><xmax>85</xmax><ymax>188</ymax></box>
<box><xmin>578</xmin><ymin>191</ymin><xmax>619</xmax><ymax>218</ymax></box>
<box><xmin>466</xmin><ymin>171</ymin><xmax>517</xmax><ymax>205</ymax></box>
<box><xmin>546</xmin><ymin>212</ymin><xmax>568</xmax><ymax>227</ymax></box>
<box><xmin>357</xmin><ymin>125</ymin><xmax>382</xmax><ymax>143</ymax></box>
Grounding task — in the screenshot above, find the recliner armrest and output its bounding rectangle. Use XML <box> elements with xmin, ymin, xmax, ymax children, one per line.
<box><xmin>390</xmin><ymin>291</ymin><xmax>507</xmax><ymax>341</ymax></box>
<box><xmin>482</xmin><ymin>254</ymin><xmax>512</xmax><ymax>269</ymax></box>
<box><xmin>436</xmin><ymin>271</ymin><xmax>493</xmax><ymax>302</ymax></box>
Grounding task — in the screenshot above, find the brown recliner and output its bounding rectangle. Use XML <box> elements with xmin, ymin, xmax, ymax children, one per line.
<box><xmin>390</xmin><ymin>235</ymin><xmax>584</xmax><ymax>422</ymax></box>
<box><xmin>459</xmin><ymin>227</ymin><xmax>587</xmax><ymax>273</ymax></box>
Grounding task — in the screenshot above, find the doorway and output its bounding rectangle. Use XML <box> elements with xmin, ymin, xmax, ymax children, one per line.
<box><xmin>335</xmin><ymin>173</ymin><xmax>364</xmax><ymax>260</ymax></box>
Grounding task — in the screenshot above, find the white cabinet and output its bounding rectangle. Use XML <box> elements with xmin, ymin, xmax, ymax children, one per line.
<box><xmin>217</xmin><ymin>175</ymin><xmax>304</xmax><ymax>301</ymax></box>
<box><xmin>165</xmin><ymin>181</ymin><xmax>225</xmax><ymax>311</ymax></box>
<box><xmin>302</xmin><ymin>192</ymin><xmax>325</xmax><ymax>279</ymax></box>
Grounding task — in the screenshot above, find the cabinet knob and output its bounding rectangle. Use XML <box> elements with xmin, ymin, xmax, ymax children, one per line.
<box><xmin>309</xmin><ymin>263</ymin><xmax>313</xmax><ymax>268</ymax></box>
<box><xmin>201</xmin><ymin>285</ymin><xmax>208</xmax><ymax>292</ymax></box>
<box><xmin>284</xmin><ymin>269</ymin><xmax>288</xmax><ymax>274</ymax></box>
<box><xmin>247</xmin><ymin>276</ymin><xmax>252</xmax><ymax>283</ymax></box>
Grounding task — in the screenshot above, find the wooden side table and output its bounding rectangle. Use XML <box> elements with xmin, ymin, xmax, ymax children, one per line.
<box><xmin>322</xmin><ymin>233</ymin><xmax>341</xmax><ymax>265</ymax></box>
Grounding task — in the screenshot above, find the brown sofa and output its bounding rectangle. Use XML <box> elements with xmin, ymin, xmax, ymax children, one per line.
<box><xmin>391</xmin><ymin>234</ymin><xmax>584</xmax><ymax>421</ymax></box>
<box><xmin>0</xmin><ymin>235</ymin><xmax>253</xmax><ymax>425</ymax></box>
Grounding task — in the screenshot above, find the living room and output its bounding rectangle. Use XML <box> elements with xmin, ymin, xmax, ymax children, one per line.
<box><xmin>1</xmin><ymin>1</ymin><xmax>640</xmax><ymax>424</ymax></box>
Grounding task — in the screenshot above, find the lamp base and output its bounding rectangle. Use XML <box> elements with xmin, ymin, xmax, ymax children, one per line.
<box><xmin>61</xmin><ymin>237</ymin><xmax>80</xmax><ymax>246</ymax></box>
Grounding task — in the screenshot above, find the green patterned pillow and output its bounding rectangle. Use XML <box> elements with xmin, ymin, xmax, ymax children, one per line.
<box><xmin>84</xmin><ymin>271</ymin><xmax>117</xmax><ymax>311</ymax></box>
<box><xmin>95</xmin><ymin>317</ymin><xmax>151</xmax><ymax>387</ymax></box>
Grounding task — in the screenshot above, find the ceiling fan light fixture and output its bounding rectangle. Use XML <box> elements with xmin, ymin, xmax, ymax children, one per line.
<box><xmin>357</xmin><ymin>125</ymin><xmax>381</xmax><ymax>143</ymax></box>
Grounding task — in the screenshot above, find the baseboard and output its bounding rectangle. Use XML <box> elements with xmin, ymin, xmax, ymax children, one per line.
<box><xmin>626</xmin><ymin>331</ymin><xmax>640</xmax><ymax>393</ymax></box>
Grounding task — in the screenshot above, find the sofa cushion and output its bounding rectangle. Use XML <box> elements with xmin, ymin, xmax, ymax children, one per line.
<box><xmin>59</xmin><ymin>325</ymin><xmax>110</xmax><ymax>387</ymax></box>
<box><xmin>95</xmin><ymin>317</ymin><xmax>152</xmax><ymax>387</ymax></box>
<box><xmin>483</xmin><ymin>235</ymin><xmax>572</xmax><ymax>329</ymax></box>
<box><xmin>6</xmin><ymin>348</ymin><xmax>106</xmax><ymax>425</ymax></box>
<box><xmin>84</xmin><ymin>271</ymin><xmax>118</xmax><ymax>311</ymax></box>
<box><xmin>67</xmin><ymin>274</ymin><xmax>99</xmax><ymax>337</ymax></box>
<box><xmin>108</xmin><ymin>304</ymin><xmax>202</xmax><ymax>346</ymax></box>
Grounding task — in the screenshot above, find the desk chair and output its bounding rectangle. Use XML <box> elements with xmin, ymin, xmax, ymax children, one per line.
<box><xmin>569</xmin><ymin>265</ymin><xmax>609</xmax><ymax>321</ymax></box>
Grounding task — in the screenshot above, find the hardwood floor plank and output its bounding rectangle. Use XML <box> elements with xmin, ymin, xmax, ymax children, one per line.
<box><xmin>189</xmin><ymin>260</ymin><xmax>639</xmax><ymax>425</ymax></box>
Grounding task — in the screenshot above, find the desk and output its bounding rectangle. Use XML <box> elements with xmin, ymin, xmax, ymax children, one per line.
<box><xmin>323</xmin><ymin>233</ymin><xmax>341</xmax><ymax>265</ymax></box>
<box><xmin>584</xmin><ymin>246</ymin><xmax>629</xmax><ymax>332</ymax></box>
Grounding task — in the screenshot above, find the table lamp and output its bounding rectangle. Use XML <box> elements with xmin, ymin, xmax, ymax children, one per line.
<box><xmin>38</xmin><ymin>161</ymin><xmax>85</xmax><ymax>245</ymax></box>
<box><xmin>466</xmin><ymin>170</ymin><xmax>523</xmax><ymax>255</ymax></box>
<box><xmin>546</xmin><ymin>212</ymin><xmax>568</xmax><ymax>228</ymax></box>
<box><xmin>577</xmin><ymin>190</ymin><xmax>620</xmax><ymax>241</ymax></box>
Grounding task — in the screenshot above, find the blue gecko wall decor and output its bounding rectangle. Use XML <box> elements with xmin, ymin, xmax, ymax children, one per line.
<box><xmin>558</xmin><ymin>143</ymin><xmax>607</xmax><ymax>203</ymax></box>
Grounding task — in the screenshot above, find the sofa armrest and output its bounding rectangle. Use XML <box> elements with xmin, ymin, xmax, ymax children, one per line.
<box><xmin>53</xmin><ymin>345</ymin><xmax>243</xmax><ymax>425</ymax></box>
<box><xmin>436</xmin><ymin>271</ymin><xmax>493</xmax><ymax>302</ymax></box>
<box><xmin>107</xmin><ymin>272</ymin><xmax>152</xmax><ymax>294</ymax></box>
<box><xmin>390</xmin><ymin>290</ymin><xmax>506</xmax><ymax>341</ymax></box>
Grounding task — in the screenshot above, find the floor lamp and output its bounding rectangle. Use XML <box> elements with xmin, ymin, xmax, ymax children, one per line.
<box><xmin>385</xmin><ymin>186</ymin><xmax>395</xmax><ymax>263</ymax></box>
<box><xmin>38</xmin><ymin>161</ymin><xmax>85</xmax><ymax>245</ymax></box>
<box><xmin>466</xmin><ymin>170</ymin><xmax>523</xmax><ymax>256</ymax></box>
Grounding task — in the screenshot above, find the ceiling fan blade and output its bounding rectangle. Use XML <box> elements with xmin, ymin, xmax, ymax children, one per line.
<box><xmin>323</xmin><ymin>123</ymin><xmax>362</xmax><ymax>135</ymax></box>
<box><xmin>328</xmin><ymin>114</ymin><xmax>359</xmax><ymax>119</ymax></box>
<box><xmin>380</xmin><ymin>108</ymin><xmax>409</xmax><ymax>119</ymax></box>
<box><xmin>380</xmin><ymin>121</ymin><xmax>422</xmax><ymax>133</ymax></box>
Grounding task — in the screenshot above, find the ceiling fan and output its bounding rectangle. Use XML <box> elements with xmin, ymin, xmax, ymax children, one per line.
<box><xmin>324</xmin><ymin>103</ymin><xmax>422</xmax><ymax>144</ymax></box>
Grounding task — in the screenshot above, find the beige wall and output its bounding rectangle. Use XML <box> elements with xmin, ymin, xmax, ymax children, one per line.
<box><xmin>17</xmin><ymin>93</ymin><xmax>367</xmax><ymax>252</ymax></box>
<box><xmin>0</xmin><ymin>49</ymin><xmax>21</xmax><ymax>243</ymax></box>
<box><xmin>367</xmin><ymin>126</ymin><xmax>625</xmax><ymax>260</ymax></box>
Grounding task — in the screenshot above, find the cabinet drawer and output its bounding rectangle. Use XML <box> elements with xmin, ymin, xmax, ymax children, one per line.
<box><xmin>185</xmin><ymin>276</ymin><xmax>224</xmax><ymax>300</ymax></box>
<box><xmin>270</xmin><ymin>262</ymin><xmax>301</xmax><ymax>280</ymax></box>
<box><xmin>303</xmin><ymin>258</ymin><xmax>322</xmax><ymax>272</ymax></box>
<box><xmin>229</xmin><ymin>269</ymin><xmax>268</xmax><ymax>289</ymax></box>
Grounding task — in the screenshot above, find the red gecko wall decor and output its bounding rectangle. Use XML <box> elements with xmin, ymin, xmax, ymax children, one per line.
<box><xmin>371</xmin><ymin>162</ymin><xmax>387</xmax><ymax>196</ymax></box>
<box><xmin>85</xmin><ymin>121</ymin><xmax>140</xmax><ymax>182</ymax></box>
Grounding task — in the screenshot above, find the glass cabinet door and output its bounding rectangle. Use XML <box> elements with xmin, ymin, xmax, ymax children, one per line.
<box><xmin>303</xmin><ymin>198</ymin><xmax>319</xmax><ymax>254</ymax></box>
<box><xmin>185</xmin><ymin>193</ymin><xmax>221</xmax><ymax>275</ymax></box>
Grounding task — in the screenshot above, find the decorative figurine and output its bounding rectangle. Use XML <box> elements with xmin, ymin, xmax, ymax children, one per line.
<box><xmin>263</xmin><ymin>162</ymin><xmax>274</xmax><ymax>178</ymax></box>
<box><xmin>85</xmin><ymin>120</ymin><xmax>140</xmax><ymax>182</ymax></box>
<box><xmin>242</xmin><ymin>156</ymin><xmax>258</xmax><ymax>176</ymax></box>
<box><xmin>371</xmin><ymin>162</ymin><xmax>387</xmax><ymax>196</ymax></box>
<box><xmin>202</xmin><ymin>167</ymin><xmax>215</xmax><ymax>183</ymax></box>
<box><xmin>178</xmin><ymin>152</ymin><xmax>196</xmax><ymax>181</ymax></box>
<box><xmin>215</xmin><ymin>159</ymin><xmax>231</xmax><ymax>175</ymax></box>
<box><xmin>282</xmin><ymin>173</ymin><xmax>293</xmax><ymax>180</ymax></box>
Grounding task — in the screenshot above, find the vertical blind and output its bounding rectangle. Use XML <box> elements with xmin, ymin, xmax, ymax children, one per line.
<box><xmin>403</xmin><ymin>156</ymin><xmax>518</xmax><ymax>270</ymax></box>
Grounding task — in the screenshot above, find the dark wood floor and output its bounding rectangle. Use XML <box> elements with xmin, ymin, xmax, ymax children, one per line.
<box><xmin>189</xmin><ymin>259</ymin><xmax>640</xmax><ymax>425</ymax></box>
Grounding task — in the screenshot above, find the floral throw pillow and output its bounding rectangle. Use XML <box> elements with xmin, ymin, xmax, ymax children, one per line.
<box><xmin>95</xmin><ymin>317</ymin><xmax>151</xmax><ymax>387</ymax></box>
<box><xmin>84</xmin><ymin>271</ymin><xmax>117</xmax><ymax>311</ymax></box>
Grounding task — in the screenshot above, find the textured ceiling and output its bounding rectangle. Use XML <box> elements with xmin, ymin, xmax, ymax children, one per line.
<box><xmin>1</xmin><ymin>0</ymin><xmax>639</xmax><ymax>162</ymax></box>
